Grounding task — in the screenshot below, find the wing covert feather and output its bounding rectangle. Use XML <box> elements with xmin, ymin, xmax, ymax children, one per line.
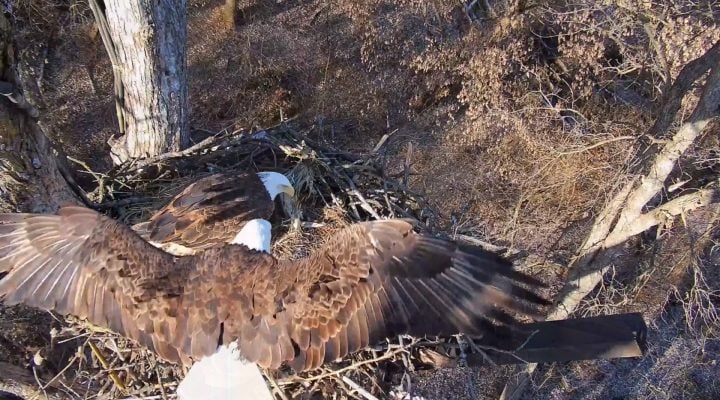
<box><xmin>218</xmin><ymin>219</ymin><xmax>549</xmax><ymax>371</ymax></box>
<box><xmin>0</xmin><ymin>207</ymin><xmax>224</xmax><ymax>365</ymax></box>
<box><xmin>132</xmin><ymin>172</ymin><xmax>274</xmax><ymax>249</ymax></box>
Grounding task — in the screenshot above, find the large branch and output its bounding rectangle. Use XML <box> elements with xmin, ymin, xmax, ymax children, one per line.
<box><xmin>0</xmin><ymin>362</ymin><xmax>69</xmax><ymax>400</ymax></box>
<box><xmin>615</xmin><ymin>61</ymin><xmax>720</xmax><ymax>232</ymax></box>
<box><xmin>499</xmin><ymin>46</ymin><xmax>720</xmax><ymax>400</ymax></box>
<box><xmin>648</xmin><ymin>40</ymin><xmax>720</xmax><ymax>137</ymax></box>
<box><xmin>608</xmin><ymin>188</ymin><xmax>719</xmax><ymax>247</ymax></box>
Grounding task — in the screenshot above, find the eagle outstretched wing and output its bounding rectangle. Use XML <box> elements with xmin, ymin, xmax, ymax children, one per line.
<box><xmin>0</xmin><ymin>206</ymin><xmax>548</xmax><ymax>371</ymax></box>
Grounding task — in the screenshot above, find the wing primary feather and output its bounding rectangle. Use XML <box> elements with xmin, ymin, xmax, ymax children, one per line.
<box><xmin>54</xmin><ymin>260</ymin><xmax>78</xmax><ymax>312</ymax></box>
<box><xmin>324</xmin><ymin>333</ymin><xmax>340</xmax><ymax>363</ymax></box>
<box><xmin>28</xmin><ymin>257</ymin><xmax>59</xmax><ymax>299</ymax></box>
<box><xmin>344</xmin><ymin>312</ymin><xmax>362</xmax><ymax>354</ymax></box>
<box><xmin>337</xmin><ymin>325</ymin><xmax>349</xmax><ymax>361</ymax></box>
<box><xmin>417</xmin><ymin>278</ymin><xmax>473</xmax><ymax>333</ymax></box>
<box><xmin>38</xmin><ymin>257</ymin><xmax>69</xmax><ymax>306</ymax></box>
<box><xmin>8</xmin><ymin>253</ymin><xmax>46</xmax><ymax>291</ymax></box>
<box><xmin>355</xmin><ymin>304</ymin><xmax>370</xmax><ymax>349</ymax></box>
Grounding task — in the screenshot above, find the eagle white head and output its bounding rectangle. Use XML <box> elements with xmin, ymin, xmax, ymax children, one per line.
<box><xmin>256</xmin><ymin>171</ymin><xmax>295</xmax><ymax>200</ymax></box>
<box><xmin>231</xmin><ymin>219</ymin><xmax>272</xmax><ymax>253</ymax></box>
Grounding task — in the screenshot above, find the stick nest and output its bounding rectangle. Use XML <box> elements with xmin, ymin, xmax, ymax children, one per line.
<box><xmin>40</xmin><ymin>120</ymin><xmax>482</xmax><ymax>400</ymax></box>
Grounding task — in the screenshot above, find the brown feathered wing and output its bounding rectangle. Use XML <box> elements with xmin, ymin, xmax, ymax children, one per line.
<box><xmin>0</xmin><ymin>207</ymin><xmax>548</xmax><ymax>372</ymax></box>
<box><xmin>132</xmin><ymin>172</ymin><xmax>274</xmax><ymax>249</ymax></box>
<box><xmin>219</xmin><ymin>219</ymin><xmax>549</xmax><ymax>370</ymax></box>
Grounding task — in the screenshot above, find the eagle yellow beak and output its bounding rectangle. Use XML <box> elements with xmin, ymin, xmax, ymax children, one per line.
<box><xmin>280</xmin><ymin>184</ymin><xmax>295</xmax><ymax>198</ymax></box>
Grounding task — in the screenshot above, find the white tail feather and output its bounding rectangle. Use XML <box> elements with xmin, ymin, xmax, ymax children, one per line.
<box><xmin>176</xmin><ymin>342</ymin><xmax>274</xmax><ymax>400</ymax></box>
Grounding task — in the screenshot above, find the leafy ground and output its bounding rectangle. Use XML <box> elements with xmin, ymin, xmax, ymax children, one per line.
<box><xmin>2</xmin><ymin>0</ymin><xmax>720</xmax><ymax>399</ymax></box>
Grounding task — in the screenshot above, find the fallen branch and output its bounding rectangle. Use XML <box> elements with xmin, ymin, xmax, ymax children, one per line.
<box><xmin>607</xmin><ymin>189</ymin><xmax>719</xmax><ymax>247</ymax></box>
<box><xmin>648</xmin><ymin>40</ymin><xmax>720</xmax><ymax>137</ymax></box>
<box><xmin>499</xmin><ymin>47</ymin><xmax>720</xmax><ymax>400</ymax></box>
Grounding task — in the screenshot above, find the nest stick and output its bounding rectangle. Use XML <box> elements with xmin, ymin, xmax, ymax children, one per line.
<box><xmin>88</xmin><ymin>341</ymin><xmax>127</xmax><ymax>392</ymax></box>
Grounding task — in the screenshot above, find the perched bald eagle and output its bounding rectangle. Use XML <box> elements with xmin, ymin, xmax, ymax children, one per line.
<box><xmin>132</xmin><ymin>171</ymin><xmax>295</xmax><ymax>250</ymax></box>
<box><xmin>0</xmin><ymin>206</ymin><xmax>548</xmax><ymax>397</ymax></box>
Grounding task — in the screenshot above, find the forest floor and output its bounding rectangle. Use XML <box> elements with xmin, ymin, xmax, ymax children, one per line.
<box><xmin>1</xmin><ymin>0</ymin><xmax>720</xmax><ymax>399</ymax></box>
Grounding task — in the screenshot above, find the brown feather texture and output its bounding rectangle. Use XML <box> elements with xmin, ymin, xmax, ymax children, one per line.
<box><xmin>0</xmin><ymin>206</ymin><xmax>549</xmax><ymax>372</ymax></box>
<box><xmin>131</xmin><ymin>172</ymin><xmax>275</xmax><ymax>250</ymax></box>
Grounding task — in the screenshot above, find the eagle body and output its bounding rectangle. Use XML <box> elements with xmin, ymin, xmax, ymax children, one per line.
<box><xmin>132</xmin><ymin>171</ymin><xmax>293</xmax><ymax>250</ymax></box>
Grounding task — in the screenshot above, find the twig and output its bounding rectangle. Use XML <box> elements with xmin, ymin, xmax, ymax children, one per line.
<box><xmin>344</xmin><ymin>177</ymin><xmax>382</xmax><ymax>220</ymax></box>
<box><xmin>67</xmin><ymin>155</ymin><xmax>106</xmax><ymax>202</ymax></box>
<box><xmin>88</xmin><ymin>341</ymin><xmax>127</xmax><ymax>393</ymax></box>
<box><xmin>0</xmin><ymin>362</ymin><xmax>66</xmax><ymax>400</ymax></box>
<box><xmin>155</xmin><ymin>366</ymin><xmax>168</xmax><ymax>400</ymax></box>
<box><xmin>279</xmin><ymin>345</ymin><xmax>412</xmax><ymax>384</ymax></box>
<box><xmin>555</xmin><ymin>135</ymin><xmax>635</xmax><ymax>155</ymax></box>
<box><xmin>403</xmin><ymin>142</ymin><xmax>413</xmax><ymax>186</ymax></box>
<box><xmin>263</xmin><ymin>370</ymin><xmax>289</xmax><ymax>400</ymax></box>
<box><xmin>41</xmin><ymin>354</ymin><xmax>79</xmax><ymax>392</ymax></box>
<box><xmin>370</xmin><ymin>129</ymin><xmax>398</xmax><ymax>154</ymax></box>
<box><xmin>31</xmin><ymin>365</ymin><xmax>50</xmax><ymax>400</ymax></box>
<box><xmin>125</xmin><ymin>132</ymin><xmax>230</xmax><ymax>170</ymax></box>
<box><xmin>342</xmin><ymin>376</ymin><xmax>380</xmax><ymax>400</ymax></box>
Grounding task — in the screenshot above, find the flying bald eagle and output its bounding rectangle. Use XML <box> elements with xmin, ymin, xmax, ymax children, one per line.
<box><xmin>0</xmin><ymin>206</ymin><xmax>548</xmax><ymax>396</ymax></box>
<box><xmin>132</xmin><ymin>171</ymin><xmax>295</xmax><ymax>250</ymax></box>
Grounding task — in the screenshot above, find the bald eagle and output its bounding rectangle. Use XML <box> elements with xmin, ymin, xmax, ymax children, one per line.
<box><xmin>0</xmin><ymin>206</ymin><xmax>547</xmax><ymax>397</ymax></box>
<box><xmin>132</xmin><ymin>171</ymin><xmax>294</xmax><ymax>250</ymax></box>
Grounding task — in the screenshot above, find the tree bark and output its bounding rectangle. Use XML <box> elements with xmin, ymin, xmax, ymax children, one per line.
<box><xmin>103</xmin><ymin>0</ymin><xmax>190</xmax><ymax>165</ymax></box>
<box><xmin>0</xmin><ymin>17</ymin><xmax>78</xmax><ymax>213</ymax></box>
<box><xmin>223</xmin><ymin>0</ymin><xmax>238</xmax><ymax>30</ymax></box>
<box><xmin>0</xmin><ymin>12</ymin><xmax>91</xmax><ymax>400</ymax></box>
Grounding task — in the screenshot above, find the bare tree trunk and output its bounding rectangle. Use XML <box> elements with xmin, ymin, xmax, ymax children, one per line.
<box><xmin>0</xmin><ymin>12</ymin><xmax>93</xmax><ymax>400</ymax></box>
<box><xmin>102</xmin><ymin>0</ymin><xmax>190</xmax><ymax>165</ymax></box>
<box><xmin>0</xmin><ymin>17</ymin><xmax>78</xmax><ymax>213</ymax></box>
<box><xmin>223</xmin><ymin>0</ymin><xmax>238</xmax><ymax>29</ymax></box>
